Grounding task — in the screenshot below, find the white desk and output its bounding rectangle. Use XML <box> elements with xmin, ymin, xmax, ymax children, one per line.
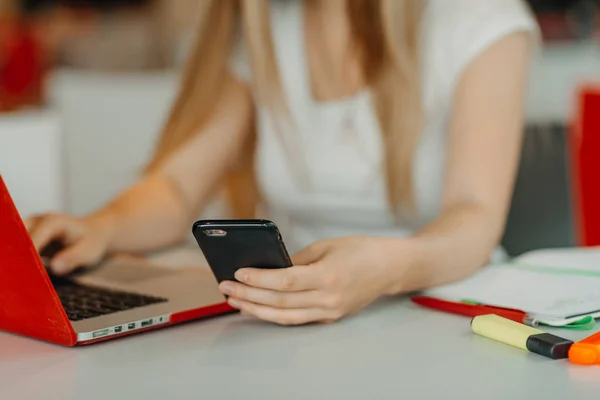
<box><xmin>1</xmin><ymin>252</ymin><xmax>600</xmax><ymax>399</ymax></box>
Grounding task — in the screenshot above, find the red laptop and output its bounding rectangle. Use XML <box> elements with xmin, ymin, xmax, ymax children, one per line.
<box><xmin>0</xmin><ymin>175</ymin><xmax>232</xmax><ymax>346</ymax></box>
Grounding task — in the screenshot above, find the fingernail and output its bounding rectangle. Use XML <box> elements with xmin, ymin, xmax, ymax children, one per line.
<box><xmin>228</xmin><ymin>298</ymin><xmax>241</xmax><ymax>309</ymax></box>
<box><xmin>234</xmin><ymin>270</ymin><xmax>246</xmax><ymax>282</ymax></box>
<box><xmin>51</xmin><ymin>260</ymin><xmax>67</xmax><ymax>274</ymax></box>
<box><xmin>220</xmin><ymin>282</ymin><xmax>234</xmax><ymax>295</ymax></box>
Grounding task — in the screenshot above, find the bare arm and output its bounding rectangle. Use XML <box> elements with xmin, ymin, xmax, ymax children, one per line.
<box><xmin>89</xmin><ymin>75</ymin><xmax>254</xmax><ymax>254</ymax></box>
<box><xmin>386</xmin><ymin>31</ymin><xmax>533</xmax><ymax>293</ymax></box>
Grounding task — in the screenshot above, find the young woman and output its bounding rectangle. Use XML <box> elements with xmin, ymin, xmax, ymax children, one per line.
<box><xmin>28</xmin><ymin>0</ymin><xmax>538</xmax><ymax>325</ymax></box>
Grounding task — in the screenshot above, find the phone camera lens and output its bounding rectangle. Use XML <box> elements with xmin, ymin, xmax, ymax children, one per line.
<box><xmin>204</xmin><ymin>229</ymin><xmax>227</xmax><ymax>236</ymax></box>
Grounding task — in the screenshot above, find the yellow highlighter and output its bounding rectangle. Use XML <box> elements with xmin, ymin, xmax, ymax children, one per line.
<box><xmin>471</xmin><ymin>314</ymin><xmax>573</xmax><ymax>359</ymax></box>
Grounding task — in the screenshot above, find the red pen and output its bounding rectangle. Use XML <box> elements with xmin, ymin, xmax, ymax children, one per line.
<box><xmin>411</xmin><ymin>296</ymin><xmax>537</xmax><ymax>326</ymax></box>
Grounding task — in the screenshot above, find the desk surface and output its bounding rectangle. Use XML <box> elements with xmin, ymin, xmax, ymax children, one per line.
<box><xmin>2</xmin><ymin>248</ymin><xmax>600</xmax><ymax>400</ymax></box>
<box><xmin>2</xmin><ymin>299</ymin><xmax>600</xmax><ymax>399</ymax></box>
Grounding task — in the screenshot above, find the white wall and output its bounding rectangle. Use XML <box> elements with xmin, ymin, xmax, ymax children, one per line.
<box><xmin>524</xmin><ymin>41</ymin><xmax>600</xmax><ymax>123</ymax></box>
<box><xmin>46</xmin><ymin>69</ymin><xmax>229</xmax><ymax>236</ymax></box>
<box><xmin>47</xmin><ymin>69</ymin><xmax>178</xmax><ymax>216</ymax></box>
<box><xmin>0</xmin><ymin>110</ymin><xmax>65</xmax><ymax>219</ymax></box>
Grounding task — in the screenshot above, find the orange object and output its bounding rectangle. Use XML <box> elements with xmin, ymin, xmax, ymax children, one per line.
<box><xmin>568</xmin><ymin>331</ymin><xmax>600</xmax><ymax>365</ymax></box>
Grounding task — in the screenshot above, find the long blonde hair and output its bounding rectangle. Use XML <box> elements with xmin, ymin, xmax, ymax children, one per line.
<box><xmin>147</xmin><ymin>0</ymin><xmax>424</xmax><ymax>218</ymax></box>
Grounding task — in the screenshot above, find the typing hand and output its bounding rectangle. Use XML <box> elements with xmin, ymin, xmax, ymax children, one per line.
<box><xmin>218</xmin><ymin>237</ymin><xmax>404</xmax><ymax>325</ymax></box>
<box><xmin>25</xmin><ymin>213</ymin><xmax>113</xmax><ymax>275</ymax></box>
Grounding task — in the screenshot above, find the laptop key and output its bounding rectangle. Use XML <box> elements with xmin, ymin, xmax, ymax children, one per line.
<box><xmin>79</xmin><ymin>311</ymin><xmax>102</xmax><ymax>319</ymax></box>
<box><xmin>52</xmin><ymin>277</ymin><xmax>168</xmax><ymax>322</ymax></box>
<box><xmin>67</xmin><ymin>312</ymin><xmax>83</xmax><ymax>321</ymax></box>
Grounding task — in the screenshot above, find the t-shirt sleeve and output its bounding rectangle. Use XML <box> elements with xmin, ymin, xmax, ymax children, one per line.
<box><xmin>430</xmin><ymin>0</ymin><xmax>540</xmax><ymax>92</ymax></box>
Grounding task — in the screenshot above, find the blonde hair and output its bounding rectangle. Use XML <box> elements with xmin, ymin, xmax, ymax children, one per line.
<box><xmin>147</xmin><ymin>0</ymin><xmax>424</xmax><ymax>218</ymax></box>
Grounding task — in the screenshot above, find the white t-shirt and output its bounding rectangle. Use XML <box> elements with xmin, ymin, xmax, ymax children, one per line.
<box><xmin>231</xmin><ymin>0</ymin><xmax>539</xmax><ymax>256</ymax></box>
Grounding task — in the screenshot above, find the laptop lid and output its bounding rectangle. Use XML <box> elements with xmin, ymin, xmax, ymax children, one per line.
<box><xmin>0</xmin><ymin>176</ymin><xmax>76</xmax><ymax>346</ymax></box>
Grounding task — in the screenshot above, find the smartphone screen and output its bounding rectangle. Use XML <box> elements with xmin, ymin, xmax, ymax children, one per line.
<box><xmin>192</xmin><ymin>219</ymin><xmax>292</xmax><ymax>283</ymax></box>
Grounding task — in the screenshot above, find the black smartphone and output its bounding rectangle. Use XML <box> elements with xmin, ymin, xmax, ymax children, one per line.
<box><xmin>192</xmin><ymin>219</ymin><xmax>292</xmax><ymax>284</ymax></box>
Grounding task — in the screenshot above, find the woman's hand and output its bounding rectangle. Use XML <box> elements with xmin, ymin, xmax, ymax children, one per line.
<box><xmin>25</xmin><ymin>212</ymin><xmax>116</xmax><ymax>275</ymax></box>
<box><xmin>218</xmin><ymin>236</ymin><xmax>413</xmax><ymax>325</ymax></box>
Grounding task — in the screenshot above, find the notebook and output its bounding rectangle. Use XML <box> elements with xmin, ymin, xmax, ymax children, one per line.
<box><xmin>424</xmin><ymin>247</ymin><xmax>600</xmax><ymax>327</ymax></box>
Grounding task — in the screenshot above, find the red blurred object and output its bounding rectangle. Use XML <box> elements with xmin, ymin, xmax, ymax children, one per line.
<box><xmin>535</xmin><ymin>13</ymin><xmax>578</xmax><ymax>41</ymax></box>
<box><xmin>410</xmin><ymin>296</ymin><xmax>530</xmax><ymax>324</ymax></box>
<box><xmin>0</xmin><ymin>16</ymin><xmax>45</xmax><ymax>112</ymax></box>
<box><xmin>571</xmin><ymin>85</ymin><xmax>600</xmax><ymax>247</ymax></box>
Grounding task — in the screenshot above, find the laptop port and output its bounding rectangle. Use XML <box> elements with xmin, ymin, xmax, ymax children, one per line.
<box><xmin>92</xmin><ymin>329</ymin><xmax>109</xmax><ymax>339</ymax></box>
<box><xmin>141</xmin><ymin>319</ymin><xmax>152</xmax><ymax>327</ymax></box>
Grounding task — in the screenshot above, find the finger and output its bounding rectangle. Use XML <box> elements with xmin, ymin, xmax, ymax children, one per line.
<box><xmin>219</xmin><ymin>281</ymin><xmax>321</xmax><ymax>309</ymax></box>
<box><xmin>226</xmin><ymin>298</ymin><xmax>329</xmax><ymax>326</ymax></box>
<box><xmin>29</xmin><ymin>217</ymin><xmax>69</xmax><ymax>251</ymax></box>
<box><xmin>234</xmin><ymin>265</ymin><xmax>322</xmax><ymax>292</ymax></box>
<box><xmin>24</xmin><ymin>215</ymin><xmax>42</xmax><ymax>232</ymax></box>
<box><xmin>49</xmin><ymin>240</ymin><xmax>101</xmax><ymax>275</ymax></box>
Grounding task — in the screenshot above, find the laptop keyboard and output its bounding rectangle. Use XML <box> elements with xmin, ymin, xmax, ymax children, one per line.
<box><xmin>41</xmin><ymin>240</ymin><xmax>168</xmax><ymax>321</ymax></box>
<box><xmin>51</xmin><ymin>275</ymin><xmax>168</xmax><ymax>322</ymax></box>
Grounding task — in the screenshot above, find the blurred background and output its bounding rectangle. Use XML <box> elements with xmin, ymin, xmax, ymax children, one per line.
<box><xmin>1</xmin><ymin>0</ymin><xmax>600</xmax><ymax>257</ymax></box>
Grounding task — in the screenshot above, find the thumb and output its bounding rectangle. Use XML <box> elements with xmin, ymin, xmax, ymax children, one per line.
<box><xmin>291</xmin><ymin>242</ymin><xmax>328</xmax><ymax>266</ymax></box>
<box><xmin>50</xmin><ymin>240</ymin><xmax>103</xmax><ymax>275</ymax></box>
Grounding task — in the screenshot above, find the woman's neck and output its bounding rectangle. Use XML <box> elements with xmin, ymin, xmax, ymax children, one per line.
<box><xmin>304</xmin><ymin>0</ymin><xmax>364</xmax><ymax>101</ymax></box>
<box><xmin>309</xmin><ymin>0</ymin><xmax>348</xmax><ymax>16</ymax></box>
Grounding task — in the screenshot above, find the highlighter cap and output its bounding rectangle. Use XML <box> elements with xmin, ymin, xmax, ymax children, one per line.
<box><xmin>569</xmin><ymin>343</ymin><xmax>600</xmax><ymax>365</ymax></box>
<box><xmin>526</xmin><ymin>333</ymin><xmax>573</xmax><ymax>360</ymax></box>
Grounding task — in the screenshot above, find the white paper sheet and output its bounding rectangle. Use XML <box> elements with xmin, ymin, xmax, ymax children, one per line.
<box><xmin>515</xmin><ymin>246</ymin><xmax>600</xmax><ymax>274</ymax></box>
<box><xmin>425</xmin><ymin>265</ymin><xmax>600</xmax><ymax>320</ymax></box>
